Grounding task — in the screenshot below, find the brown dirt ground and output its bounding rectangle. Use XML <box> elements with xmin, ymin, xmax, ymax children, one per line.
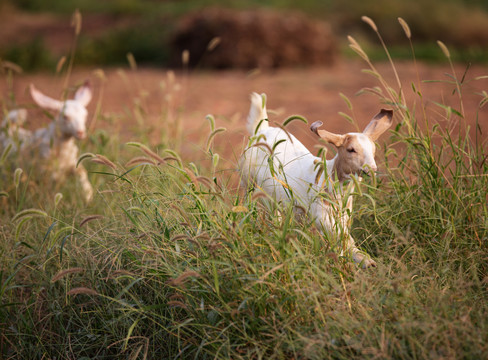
<box><xmin>1</xmin><ymin>61</ymin><xmax>487</xmax><ymax>164</ymax></box>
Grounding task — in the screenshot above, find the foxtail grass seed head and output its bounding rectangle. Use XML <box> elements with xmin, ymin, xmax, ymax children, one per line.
<box><xmin>167</xmin><ymin>70</ymin><xmax>176</xmax><ymax>86</ymax></box>
<box><xmin>125</xmin><ymin>156</ymin><xmax>157</xmax><ymax>167</ymax></box>
<box><xmin>282</xmin><ymin>115</ymin><xmax>308</xmax><ymax>127</ymax></box>
<box><xmin>348</xmin><ymin>36</ymin><xmax>370</xmax><ymax>62</ymax></box>
<box><xmin>339</xmin><ymin>92</ymin><xmax>353</xmax><ymax>110</ymax></box>
<box><xmin>127</xmin><ymin>52</ymin><xmax>137</xmax><ymax>70</ymax></box>
<box><xmin>140</xmin><ymin>146</ymin><xmax>165</xmax><ymax>164</ymax></box>
<box><xmin>398</xmin><ymin>17</ymin><xmax>411</xmax><ymax>39</ymax></box>
<box><xmin>196</xmin><ymin>176</ymin><xmax>214</xmax><ymax>189</ymax></box>
<box><xmin>347</xmin><ymin>35</ymin><xmax>360</xmax><ymax>49</ymax></box>
<box><xmin>67</xmin><ymin>287</ymin><xmax>99</xmax><ymax>296</ymax></box>
<box><xmin>93</xmin><ymin>68</ymin><xmax>106</xmax><ymax>82</ymax></box>
<box><xmin>56</xmin><ymin>56</ymin><xmax>67</xmax><ymax>74</ymax></box>
<box><xmin>77</xmin><ymin>152</ymin><xmax>95</xmax><ymax>168</ymax></box>
<box><xmin>361</xmin><ymin>16</ymin><xmax>378</xmax><ymax>32</ymax></box>
<box><xmin>167</xmin><ymin>270</ymin><xmax>201</xmax><ymax>287</ymax></box>
<box><xmin>231</xmin><ymin>205</ymin><xmax>248</xmax><ymax>213</ymax></box>
<box><xmin>1</xmin><ymin>60</ymin><xmax>23</xmax><ymax>74</ymax></box>
<box><xmin>206</xmin><ymin>127</ymin><xmax>226</xmax><ymax>152</ymax></box>
<box><xmin>171</xmin><ymin>234</ymin><xmax>190</xmax><ymax>241</ymax></box>
<box><xmin>182</xmin><ymin>50</ymin><xmax>190</xmax><ymax>66</ymax></box>
<box><xmin>167</xmin><ymin>300</ymin><xmax>188</xmax><ymax>309</ymax></box>
<box><xmin>212</xmin><ymin>153</ymin><xmax>220</xmax><ymax>168</ymax></box>
<box><xmin>437</xmin><ymin>40</ymin><xmax>451</xmax><ymax>59</ymax></box>
<box><xmin>207</xmin><ymin>37</ymin><xmax>221</xmax><ymax>52</ymax></box>
<box><xmin>51</xmin><ymin>267</ymin><xmax>84</xmax><ymax>282</ymax></box>
<box><xmin>251</xmin><ymin>191</ymin><xmax>268</xmax><ymax>201</ymax></box>
<box><xmin>108</xmin><ymin>270</ymin><xmax>136</xmax><ymax>279</ymax></box>
<box><xmin>1</xmin><ymin>143</ymin><xmax>13</xmax><ymax>164</ymax></box>
<box><xmin>184</xmin><ymin>167</ymin><xmax>198</xmax><ymax>185</ymax></box>
<box><xmin>14</xmin><ymin>168</ymin><xmax>23</xmax><ymax>188</ymax></box>
<box><xmin>71</xmin><ymin>9</ymin><xmax>82</xmax><ymax>35</ymax></box>
<box><xmin>91</xmin><ymin>154</ymin><xmax>117</xmax><ymax>170</ymax></box>
<box><xmin>252</xmin><ymin>142</ymin><xmax>274</xmax><ymax>155</ymax></box>
<box><xmin>12</xmin><ymin>208</ymin><xmax>48</xmax><ymax>222</ymax></box>
<box><xmin>80</xmin><ymin>215</ymin><xmax>104</xmax><ymax>227</ymax></box>
<box><xmin>163</xmin><ymin>149</ymin><xmax>183</xmax><ymax>168</ymax></box>
<box><xmin>206</xmin><ymin>114</ymin><xmax>216</xmax><ymax>132</ymax></box>
<box><xmin>54</xmin><ymin>193</ymin><xmax>63</xmax><ymax>207</ymax></box>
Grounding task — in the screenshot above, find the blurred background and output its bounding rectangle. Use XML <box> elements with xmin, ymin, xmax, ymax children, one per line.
<box><xmin>1</xmin><ymin>0</ymin><xmax>488</xmax><ymax>71</ymax></box>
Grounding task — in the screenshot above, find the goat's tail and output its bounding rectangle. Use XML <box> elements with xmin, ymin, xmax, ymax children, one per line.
<box><xmin>1</xmin><ymin>109</ymin><xmax>27</xmax><ymax>128</ymax></box>
<box><xmin>246</xmin><ymin>92</ymin><xmax>268</xmax><ymax>135</ymax></box>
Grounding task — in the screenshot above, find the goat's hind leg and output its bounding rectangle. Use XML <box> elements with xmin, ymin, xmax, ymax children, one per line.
<box><xmin>75</xmin><ymin>165</ymin><xmax>93</xmax><ymax>203</ymax></box>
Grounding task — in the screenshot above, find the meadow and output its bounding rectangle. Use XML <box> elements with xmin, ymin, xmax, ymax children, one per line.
<box><xmin>1</xmin><ymin>17</ymin><xmax>488</xmax><ymax>359</ymax></box>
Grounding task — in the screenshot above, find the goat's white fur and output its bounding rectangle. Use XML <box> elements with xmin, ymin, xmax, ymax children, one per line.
<box><xmin>239</xmin><ymin>92</ymin><xmax>393</xmax><ymax>268</ymax></box>
<box><xmin>0</xmin><ymin>82</ymin><xmax>94</xmax><ymax>202</ymax></box>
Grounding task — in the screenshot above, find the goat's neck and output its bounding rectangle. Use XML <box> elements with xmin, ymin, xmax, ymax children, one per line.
<box><xmin>47</xmin><ymin>122</ymin><xmax>75</xmax><ymax>144</ymax></box>
<box><xmin>319</xmin><ymin>155</ymin><xmax>362</xmax><ymax>191</ymax></box>
<box><xmin>42</xmin><ymin>122</ymin><xmax>76</xmax><ymax>159</ymax></box>
<box><xmin>325</xmin><ymin>155</ymin><xmax>346</xmax><ymax>183</ymax></box>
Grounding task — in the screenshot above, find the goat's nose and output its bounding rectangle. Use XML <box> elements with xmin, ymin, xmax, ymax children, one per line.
<box><xmin>76</xmin><ymin>130</ymin><xmax>86</xmax><ymax>139</ymax></box>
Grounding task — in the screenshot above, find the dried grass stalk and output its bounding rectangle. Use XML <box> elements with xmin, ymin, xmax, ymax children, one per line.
<box><xmin>52</xmin><ymin>267</ymin><xmax>84</xmax><ymax>282</ymax></box>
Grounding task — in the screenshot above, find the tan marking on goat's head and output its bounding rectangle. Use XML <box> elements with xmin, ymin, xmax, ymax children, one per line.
<box><xmin>310</xmin><ymin>109</ymin><xmax>393</xmax><ymax>180</ymax></box>
<box><xmin>334</xmin><ymin>133</ymin><xmax>376</xmax><ymax>179</ymax></box>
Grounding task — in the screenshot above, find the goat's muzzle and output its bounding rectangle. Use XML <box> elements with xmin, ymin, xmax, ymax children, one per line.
<box><xmin>360</xmin><ymin>165</ymin><xmax>377</xmax><ymax>177</ymax></box>
<box><xmin>76</xmin><ymin>130</ymin><xmax>86</xmax><ymax>140</ymax></box>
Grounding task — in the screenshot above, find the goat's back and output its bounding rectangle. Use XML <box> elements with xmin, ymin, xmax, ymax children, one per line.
<box><xmin>240</xmin><ymin>126</ymin><xmax>319</xmax><ymax>205</ymax></box>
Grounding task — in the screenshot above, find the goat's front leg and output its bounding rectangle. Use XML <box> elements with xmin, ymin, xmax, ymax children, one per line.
<box><xmin>347</xmin><ymin>235</ymin><xmax>376</xmax><ymax>268</ymax></box>
<box><xmin>75</xmin><ymin>164</ymin><xmax>93</xmax><ymax>203</ymax></box>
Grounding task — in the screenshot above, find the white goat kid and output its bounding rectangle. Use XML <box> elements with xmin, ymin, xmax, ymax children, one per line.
<box><xmin>0</xmin><ymin>109</ymin><xmax>30</xmax><ymax>152</ymax></box>
<box><xmin>239</xmin><ymin>93</ymin><xmax>393</xmax><ymax>268</ymax></box>
<box><xmin>0</xmin><ymin>82</ymin><xmax>94</xmax><ymax>202</ymax></box>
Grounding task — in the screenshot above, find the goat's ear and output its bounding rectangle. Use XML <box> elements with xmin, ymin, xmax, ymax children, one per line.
<box><xmin>362</xmin><ymin>109</ymin><xmax>393</xmax><ymax>141</ymax></box>
<box><xmin>310</xmin><ymin>121</ymin><xmax>345</xmax><ymax>147</ymax></box>
<box><xmin>30</xmin><ymin>84</ymin><xmax>63</xmax><ymax>111</ymax></box>
<box><xmin>74</xmin><ymin>80</ymin><xmax>92</xmax><ymax>107</ymax></box>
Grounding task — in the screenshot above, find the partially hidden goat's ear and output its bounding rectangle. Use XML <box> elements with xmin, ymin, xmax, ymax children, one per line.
<box><xmin>362</xmin><ymin>109</ymin><xmax>393</xmax><ymax>141</ymax></box>
<box><xmin>74</xmin><ymin>80</ymin><xmax>92</xmax><ymax>107</ymax></box>
<box><xmin>30</xmin><ymin>84</ymin><xmax>63</xmax><ymax>111</ymax></box>
<box><xmin>310</xmin><ymin>121</ymin><xmax>345</xmax><ymax>147</ymax></box>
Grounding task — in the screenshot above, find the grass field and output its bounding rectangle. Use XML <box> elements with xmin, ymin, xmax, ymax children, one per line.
<box><xmin>1</xmin><ymin>18</ymin><xmax>488</xmax><ymax>359</ymax></box>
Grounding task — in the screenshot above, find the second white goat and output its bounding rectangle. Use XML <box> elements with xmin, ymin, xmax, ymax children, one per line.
<box><xmin>239</xmin><ymin>93</ymin><xmax>392</xmax><ymax>268</ymax></box>
<box><xmin>0</xmin><ymin>82</ymin><xmax>94</xmax><ymax>202</ymax></box>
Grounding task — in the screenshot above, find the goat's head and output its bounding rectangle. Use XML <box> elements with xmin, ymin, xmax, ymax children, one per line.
<box><xmin>30</xmin><ymin>81</ymin><xmax>92</xmax><ymax>140</ymax></box>
<box><xmin>311</xmin><ymin>109</ymin><xmax>393</xmax><ymax>179</ymax></box>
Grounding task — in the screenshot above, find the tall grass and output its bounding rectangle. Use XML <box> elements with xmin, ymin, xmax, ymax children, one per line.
<box><xmin>1</xmin><ymin>18</ymin><xmax>488</xmax><ymax>359</ymax></box>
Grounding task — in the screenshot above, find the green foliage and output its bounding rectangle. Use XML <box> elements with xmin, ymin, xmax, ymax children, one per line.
<box><xmin>4</xmin><ymin>0</ymin><xmax>488</xmax><ymax>71</ymax></box>
<box><xmin>77</xmin><ymin>22</ymin><xmax>171</xmax><ymax>67</ymax></box>
<box><xmin>0</xmin><ymin>38</ymin><xmax>55</xmax><ymax>71</ymax></box>
<box><xmin>1</xmin><ymin>21</ymin><xmax>488</xmax><ymax>358</ymax></box>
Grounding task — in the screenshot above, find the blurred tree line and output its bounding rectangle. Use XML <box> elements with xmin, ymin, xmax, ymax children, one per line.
<box><xmin>1</xmin><ymin>0</ymin><xmax>488</xmax><ymax>70</ymax></box>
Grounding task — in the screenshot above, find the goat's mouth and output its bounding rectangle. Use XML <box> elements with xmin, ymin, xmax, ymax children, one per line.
<box><xmin>359</xmin><ymin>167</ymin><xmax>375</xmax><ymax>177</ymax></box>
<box><xmin>75</xmin><ymin>131</ymin><xmax>86</xmax><ymax>140</ymax></box>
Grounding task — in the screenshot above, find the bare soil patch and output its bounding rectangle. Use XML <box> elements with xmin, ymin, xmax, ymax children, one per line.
<box><xmin>1</xmin><ymin>61</ymin><xmax>486</xmax><ymax>163</ymax></box>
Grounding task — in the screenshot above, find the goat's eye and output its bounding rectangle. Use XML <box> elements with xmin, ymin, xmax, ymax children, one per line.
<box><xmin>347</xmin><ymin>148</ymin><xmax>356</xmax><ymax>153</ymax></box>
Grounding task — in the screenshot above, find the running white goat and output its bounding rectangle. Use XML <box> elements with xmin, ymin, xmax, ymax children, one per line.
<box><xmin>0</xmin><ymin>82</ymin><xmax>94</xmax><ymax>202</ymax></box>
<box><xmin>239</xmin><ymin>93</ymin><xmax>393</xmax><ymax>268</ymax></box>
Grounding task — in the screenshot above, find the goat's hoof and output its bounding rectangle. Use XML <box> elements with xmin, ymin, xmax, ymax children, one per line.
<box><xmin>84</xmin><ymin>192</ymin><xmax>93</xmax><ymax>203</ymax></box>
<box><xmin>361</xmin><ymin>258</ymin><xmax>377</xmax><ymax>269</ymax></box>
